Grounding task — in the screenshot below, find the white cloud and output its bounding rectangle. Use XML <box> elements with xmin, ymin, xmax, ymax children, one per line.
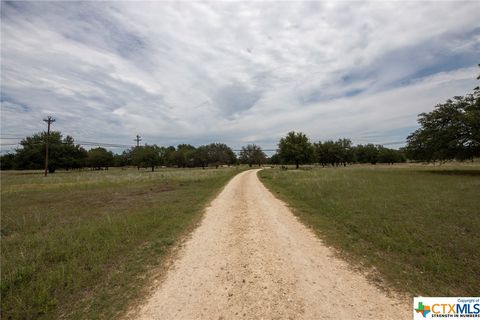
<box><xmin>1</xmin><ymin>1</ymin><xmax>479</xmax><ymax>153</ymax></box>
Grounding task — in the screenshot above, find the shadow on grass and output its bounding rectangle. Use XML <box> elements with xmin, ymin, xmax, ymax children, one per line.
<box><xmin>1</xmin><ymin>171</ymin><xmax>43</xmax><ymax>175</ymax></box>
<box><xmin>423</xmin><ymin>169</ymin><xmax>480</xmax><ymax>177</ymax></box>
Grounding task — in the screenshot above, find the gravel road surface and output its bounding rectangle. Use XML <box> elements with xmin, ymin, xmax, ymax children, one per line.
<box><xmin>134</xmin><ymin>169</ymin><xmax>408</xmax><ymax>319</ymax></box>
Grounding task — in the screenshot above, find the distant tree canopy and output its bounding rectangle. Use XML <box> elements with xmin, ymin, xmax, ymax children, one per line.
<box><xmin>312</xmin><ymin>140</ymin><xmax>405</xmax><ymax>166</ymax></box>
<box><xmin>354</xmin><ymin>144</ymin><xmax>380</xmax><ymax>165</ymax></box>
<box><xmin>206</xmin><ymin>143</ymin><xmax>237</xmax><ymax>167</ymax></box>
<box><xmin>268</xmin><ymin>153</ymin><xmax>281</xmax><ymax>165</ymax></box>
<box><xmin>315</xmin><ymin>139</ymin><xmax>355</xmax><ymax>166</ymax></box>
<box><xmin>120</xmin><ymin>143</ymin><xmax>237</xmax><ymax>170</ymax></box>
<box><xmin>239</xmin><ymin>144</ymin><xmax>267</xmax><ymax>167</ymax></box>
<box><xmin>192</xmin><ymin>145</ymin><xmax>209</xmax><ymax>168</ymax></box>
<box><xmin>171</xmin><ymin>144</ymin><xmax>196</xmax><ymax>168</ymax></box>
<box><xmin>132</xmin><ymin>145</ymin><xmax>161</xmax><ymax>171</ymax></box>
<box><xmin>278</xmin><ymin>131</ymin><xmax>314</xmax><ymax>169</ymax></box>
<box><xmin>87</xmin><ymin>147</ymin><xmax>114</xmax><ymax>170</ymax></box>
<box><xmin>160</xmin><ymin>146</ymin><xmax>176</xmax><ymax>166</ymax></box>
<box><xmin>405</xmin><ymin>68</ymin><xmax>480</xmax><ymax>162</ymax></box>
<box><xmin>271</xmin><ymin>134</ymin><xmax>406</xmax><ymax>167</ymax></box>
<box><xmin>377</xmin><ymin>146</ymin><xmax>407</xmax><ymax>164</ymax></box>
<box><xmin>0</xmin><ymin>129</ymin><xmax>412</xmax><ymax>172</ymax></box>
<box><xmin>0</xmin><ymin>153</ymin><xmax>15</xmax><ymax>170</ymax></box>
<box><xmin>13</xmin><ymin>131</ymin><xmax>87</xmax><ymax>173</ymax></box>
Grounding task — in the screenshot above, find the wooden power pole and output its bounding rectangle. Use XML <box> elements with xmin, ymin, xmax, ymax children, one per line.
<box><xmin>134</xmin><ymin>135</ymin><xmax>142</xmax><ymax>170</ymax></box>
<box><xmin>134</xmin><ymin>134</ymin><xmax>142</xmax><ymax>147</ymax></box>
<box><xmin>43</xmin><ymin>116</ymin><xmax>56</xmax><ymax>176</ymax></box>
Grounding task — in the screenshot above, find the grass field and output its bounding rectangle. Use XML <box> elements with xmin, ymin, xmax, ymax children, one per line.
<box><xmin>1</xmin><ymin>167</ymin><xmax>239</xmax><ymax>319</ymax></box>
<box><xmin>259</xmin><ymin>164</ymin><xmax>480</xmax><ymax>297</ymax></box>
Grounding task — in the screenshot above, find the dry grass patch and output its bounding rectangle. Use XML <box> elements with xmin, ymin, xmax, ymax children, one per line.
<box><xmin>1</xmin><ymin>168</ymin><xmax>240</xmax><ymax>319</ymax></box>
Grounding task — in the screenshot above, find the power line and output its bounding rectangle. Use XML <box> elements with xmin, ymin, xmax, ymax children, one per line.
<box><xmin>0</xmin><ymin>143</ymin><xmax>21</xmax><ymax>146</ymax></box>
<box><xmin>0</xmin><ymin>138</ymin><xmax>132</xmax><ymax>148</ymax></box>
<box><xmin>75</xmin><ymin>141</ymin><xmax>132</xmax><ymax>148</ymax></box>
<box><xmin>232</xmin><ymin>149</ymin><xmax>276</xmax><ymax>152</ymax></box>
<box><xmin>1</xmin><ymin>133</ymin><xmax>406</xmax><ymax>151</ymax></box>
<box><xmin>381</xmin><ymin>141</ymin><xmax>405</xmax><ymax>146</ymax></box>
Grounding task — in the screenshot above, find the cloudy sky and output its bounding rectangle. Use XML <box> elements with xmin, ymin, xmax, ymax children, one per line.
<box><xmin>1</xmin><ymin>1</ymin><xmax>479</xmax><ymax>153</ymax></box>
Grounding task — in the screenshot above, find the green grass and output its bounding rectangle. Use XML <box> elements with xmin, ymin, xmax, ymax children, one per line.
<box><xmin>1</xmin><ymin>167</ymin><xmax>240</xmax><ymax>319</ymax></box>
<box><xmin>259</xmin><ymin>164</ymin><xmax>480</xmax><ymax>296</ymax></box>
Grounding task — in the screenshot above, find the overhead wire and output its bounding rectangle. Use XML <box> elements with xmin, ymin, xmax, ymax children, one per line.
<box><xmin>1</xmin><ymin>135</ymin><xmax>405</xmax><ymax>151</ymax></box>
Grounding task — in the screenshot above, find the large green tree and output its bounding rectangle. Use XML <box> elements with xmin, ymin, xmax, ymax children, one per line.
<box><xmin>405</xmin><ymin>66</ymin><xmax>479</xmax><ymax>162</ymax></box>
<box><xmin>405</xmin><ymin>88</ymin><xmax>479</xmax><ymax>162</ymax></box>
<box><xmin>278</xmin><ymin>131</ymin><xmax>314</xmax><ymax>169</ymax></box>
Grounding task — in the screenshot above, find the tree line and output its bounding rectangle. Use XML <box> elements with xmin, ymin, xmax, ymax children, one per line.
<box><xmin>0</xmin><ymin>134</ymin><xmax>243</xmax><ymax>172</ymax></box>
<box><xmin>0</xmin><ymin>132</ymin><xmax>272</xmax><ymax>172</ymax></box>
<box><xmin>3</xmin><ymin>127</ymin><xmax>467</xmax><ymax>172</ymax></box>
<box><xmin>0</xmin><ymin>129</ymin><xmax>406</xmax><ymax>171</ymax></box>
<box><xmin>270</xmin><ymin>132</ymin><xmax>406</xmax><ymax>168</ymax></box>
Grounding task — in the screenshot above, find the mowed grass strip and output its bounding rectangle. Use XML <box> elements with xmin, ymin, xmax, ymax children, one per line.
<box><xmin>1</xmin><ymin>168</ymin><xmax>239</xmax><ymax>319</ymax></box>
<box><xmin>258</xmin><ymin>165</ymin><xmax>480</xmax><ymax>296</ymax></box>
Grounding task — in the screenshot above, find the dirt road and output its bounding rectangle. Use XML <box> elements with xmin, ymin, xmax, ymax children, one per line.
<box><xmin>134</xmin><ymin>169</ymin><xmax>409</xmax><ymax>319</ymax></box>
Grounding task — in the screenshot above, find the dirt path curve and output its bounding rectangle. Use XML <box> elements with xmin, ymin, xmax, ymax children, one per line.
<box><xmin>134</xmin><ymin>169</ymin><xmax>409</xmax><ymax>319</ymax></box>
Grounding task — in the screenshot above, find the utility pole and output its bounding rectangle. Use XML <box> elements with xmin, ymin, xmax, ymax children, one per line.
<box><xmin>134</xmin><ymin>134</ymin><xmax>142</xmax><ymax>170</ymax></box>
<box><xmin>43</xmin><ymin>116</ymin><xmax>56</xmax><ymax>177</ymax></box>
<box><xmin>134</xmin><ymin>134</ymin><xmax>142</xmax><ymax>147</ymax></box>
